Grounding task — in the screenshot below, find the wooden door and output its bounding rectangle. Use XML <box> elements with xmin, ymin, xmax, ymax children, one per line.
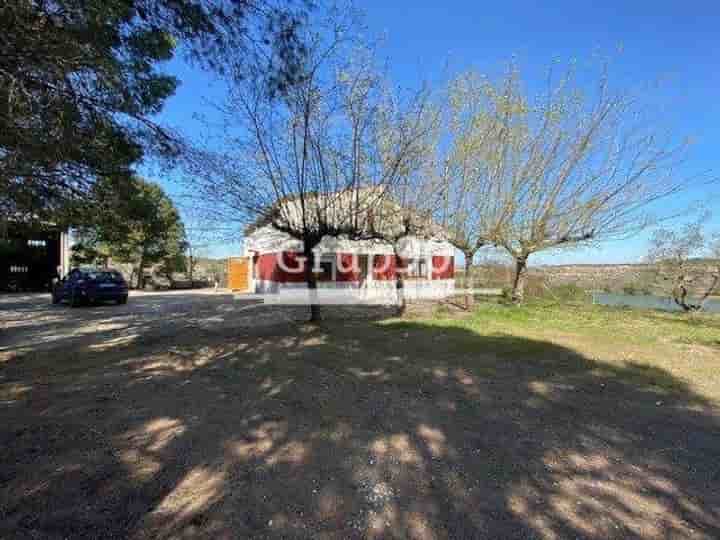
<box><xmin>227</xmin><ymin>257</ymin><xmax>250</xmax><ymax>292</ymax></box>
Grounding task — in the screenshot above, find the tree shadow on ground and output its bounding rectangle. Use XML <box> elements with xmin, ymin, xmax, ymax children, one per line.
<box><xmin>0</xmin><ymin>293</ymin><xmax>286</xmax><ymax>359</ymax></box>
<box><xmin>1</xmin><ymin>317</ymin><xmax>719</xmax><ymax>539</ymax></box>
<box><xmin>0</xmin><ymin>293</ymin><xmax>395</xmax><ymax>357</ymax></box>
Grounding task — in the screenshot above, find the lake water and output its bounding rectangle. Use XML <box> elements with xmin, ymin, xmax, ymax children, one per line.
<box><xmin>592</xmin><ymin>292</ymin><xmax>720</xmax><ymax>314</ymax></box>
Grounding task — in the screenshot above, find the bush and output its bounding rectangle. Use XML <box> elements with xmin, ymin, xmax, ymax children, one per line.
<box><xmin>622</xmin><ymin>284</ymin><xmax>636</xmax><ymax>295</ymax></box>
<box><xmin>549</xmin><ymin>284</ymin><xmax>587</xmax><ymax>301</ymax></box>
<box><xmin>622</xmin><ymin>283</ymin><xmax>652</xmax><ymax>296</ymax></box>
<box><xmin>501</xmin><ymin>286</ymin><xmax>512</xmax><ymax>301</ymax></box>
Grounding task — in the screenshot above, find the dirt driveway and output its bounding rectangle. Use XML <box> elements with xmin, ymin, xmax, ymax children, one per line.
<box><xmin>1</xmin><ymin>294</ymin><xmax>719</xmax><ymax>539</ymax></box>
<box><xmin>0</xmin><ymin>290</ymin><xmax>284</xmax><ymax>356</ymax></box>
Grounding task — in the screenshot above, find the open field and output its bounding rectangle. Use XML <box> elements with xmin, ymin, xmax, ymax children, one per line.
<box><xmin>1</xmin><ymin>294</ymin><xmax>719</xmax><ymax>539</ymax></box>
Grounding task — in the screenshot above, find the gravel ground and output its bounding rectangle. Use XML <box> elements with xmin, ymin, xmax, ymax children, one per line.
<box><xmin>0</xmin><ymin>290</ymin><xmax>280</xmax><ymax>356</ymax></box>
<box><xmin>0</xmin><ymin>291</ymin><xmax>397</xmax><ymax>357</ymax></box>
<box><xmin>1</xmin><ymin>292</ymin><xmax>719</xmax><ymax>539</ymax></box>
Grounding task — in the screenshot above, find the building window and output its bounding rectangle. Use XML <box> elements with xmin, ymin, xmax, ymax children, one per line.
<box><xmin>406</xmin><ymin>258</ymin><xmax>427</xmax><ymax>279</ymax></box>
<box><xmin>27</xmin><ymin>239</ymin><xmax>46</xmax><ymax>248</ymax></box>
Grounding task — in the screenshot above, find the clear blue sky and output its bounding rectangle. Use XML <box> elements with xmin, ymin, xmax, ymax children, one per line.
<box><xmin>141</xmin><ymin>0</ymin><xmax>720</xmax><ymax>264</ymax></box>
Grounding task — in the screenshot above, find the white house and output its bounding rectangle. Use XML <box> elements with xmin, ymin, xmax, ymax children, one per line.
<box><xmin>229</xmin><ymin>190</ymin><xmax>456</xmax><ymax>302</ymax></box>
<box><xmin>240</xmin><ymin>225</ymin><xmax>455</xmax><ymax>302</ymax></box>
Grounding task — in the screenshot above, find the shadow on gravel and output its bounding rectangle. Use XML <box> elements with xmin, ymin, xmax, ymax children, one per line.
<box><xmin>0</xmin><ymin>292</ymin><xmax>265</xmax><ymax>354</ymax></box>
<box><xmin>1</xmin><ymin>317</ymin><xmax>718</xmax><ymax>539</ymax></box>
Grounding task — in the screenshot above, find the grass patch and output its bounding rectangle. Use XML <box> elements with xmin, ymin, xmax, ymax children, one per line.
<box><xmin>467</xmin><ymin>298</ymin><xmax>720</xmax><ymax>348</ymax></box>
<box><xmin>382</xmin><ymin>298</ymin><xmax>720</xmax><ymax>402</ymax></box>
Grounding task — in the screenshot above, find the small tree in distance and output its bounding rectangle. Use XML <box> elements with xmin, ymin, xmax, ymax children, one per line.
<box><xmin>648</xmin><ymin>220</ymin><xmax>720</xmax><ymax>312</ymax></box>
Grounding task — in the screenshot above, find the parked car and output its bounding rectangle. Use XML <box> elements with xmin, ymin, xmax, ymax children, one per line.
<box><xmin>52</xmin><ymin>267</ymin><xmax>129</xmax><ymax>307</ymax></box>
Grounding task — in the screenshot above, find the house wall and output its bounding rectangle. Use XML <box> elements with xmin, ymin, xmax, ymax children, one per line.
<box><xmin>252</xmin><ymin>252</ymin><xmax>453</xmax><ymax>283</ymax></box>
<box><xmin>245</xmin><ymin>227</ymin><xmax>455</xmax><ymax>300</ymax></box>
<box><xmin>373</xmin><ymin>254</ymin><xmax>396</xmax><ymax>280</ymax></box>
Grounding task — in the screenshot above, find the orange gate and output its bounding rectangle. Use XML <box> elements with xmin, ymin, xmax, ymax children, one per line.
<box><xmin>227</xmin><ymin>257</ymin><xmax>250</xmax><ymax>292</ymax></box>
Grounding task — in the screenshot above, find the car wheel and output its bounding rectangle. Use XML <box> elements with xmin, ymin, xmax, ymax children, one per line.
<box><xmin>118</xmin><ymin>295</ymin><xmax>128</xmax><ymax>305</ymax></box>
<box><xmin>70</xmin><ymin>291</ymin><xmax>81</xmax><ymax>308</ymax></box>
<box><xmin>51</xmin><ymin>292</ymin><xmax>60</xmax><ymax>304</ymax></box>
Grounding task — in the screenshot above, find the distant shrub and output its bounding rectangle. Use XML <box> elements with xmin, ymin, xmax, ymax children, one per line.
<box><xmin>550</xmin><ymin>284</ymin><xmax>586</xmax><ymax>301</ymax></box>
<box><xmin>501</xmin><ymin>286</ymin><xmax>512</xmax><ymax>301</ymax></box>
<box><xmin>622</xmin><ymin>282</ymin><xmax>653</xmax><ymax>296</ymax></box>
<box><xmin>623</xmin><ymin>284</ymin><xmax>637</xmax><ymax>295</ymax></box>
<box><xmin>529</xmin><ymin>283</ymin><xmax>588</xmax><ymax>303</ymax></box>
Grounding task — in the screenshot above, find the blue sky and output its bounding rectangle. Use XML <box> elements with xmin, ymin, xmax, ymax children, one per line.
<box><xmin>141</xmin><ymin>0</ymin><xmax>720</xmax><ymax>264</ymax></box>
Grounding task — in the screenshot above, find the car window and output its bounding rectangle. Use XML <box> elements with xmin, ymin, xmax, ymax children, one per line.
<box><xmin>84</xmin><ymin>270</ymin><xmax>124</xmax><ymax>281</ymax></box>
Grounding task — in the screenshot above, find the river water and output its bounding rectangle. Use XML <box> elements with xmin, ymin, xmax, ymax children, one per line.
<box><xmin>592</xmin><ymin>292</ymin><xmax>720</xmax><ymax>314</ymax></box>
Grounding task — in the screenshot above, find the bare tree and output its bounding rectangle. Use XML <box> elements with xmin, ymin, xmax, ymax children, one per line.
<box><xmin>435</xmin><ymin>70</ymin><xmax>516</xmax><ymax>307</ymax></box>
<box><xmin>462</xmin><ymin>61</ymin><xmax>700</xmax><ymax>303</ymax></box>
<box><xmin>368</xmin><ymin>173</ymin><xmax>442</xmax><ymax>314</ymax></box>
<box><xmin>184</xmin><ymin>9</ymin><xmax>434</xmax><ymax>320</ymax></box>
<box><xmin>648</xmin><ymin>220</ymin><xmax>720</xmax><ymax>312</ymax></box>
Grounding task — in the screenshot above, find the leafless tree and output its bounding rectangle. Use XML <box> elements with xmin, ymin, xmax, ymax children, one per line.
<box><xmin>435</xmin><ymin>70</ymin><xmax>514</xmax><ymax>307</ymax></box>
<box><xmin>461</xmin><ymin>61</ymin><xmax>701</xmax><ymax>303</ymax></box>
<box><xmin>648</xmin><ymin>220</ymin><xmax>720</xmax><ymax>312</ymax></box>
<box><xmin>184</xmin><ymin>8</ymin><xmax>435</xmax><ymax>320</ymax></box>
<box><xmin>368</xmin><ymin>165</ymin><xmax>442</xmax><ymax>314</ymax></box>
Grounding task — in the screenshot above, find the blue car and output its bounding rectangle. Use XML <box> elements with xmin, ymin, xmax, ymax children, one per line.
<box><xmin>52</xmin><ymin>267</ymin><xmax>129</xmax><ymax>307</ymax></box>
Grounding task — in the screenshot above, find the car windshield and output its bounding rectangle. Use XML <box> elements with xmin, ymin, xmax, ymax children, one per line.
<box><xmin>84</xmin><ymin>270</ymin><xmax>123</xmax><ymax>281</ymax></box>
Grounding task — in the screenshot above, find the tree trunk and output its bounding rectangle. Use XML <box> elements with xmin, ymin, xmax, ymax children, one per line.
<box><xmin>137</xmin><ymin>254</ymin><xmax>145</xmax><ymax>290</ymax></box>
<box><xmin>464</xmin><ymin>250</ymin><xmax>474</xmax><ymax>310</ymax></box>
<box><xmin>395</xmin><ymin>250</ymin><xmax>406</xmax><ymax>316</ymax></box>
<box><xmin>510</xmin><ymin>256</ymin><xmax>528</xmax><ymax>304</ymax></box>
<box><xmin>673</xmin><ymin>283</ymin><xmax>692</xmax><ymax>312</ymax></box>
<box><xmin>303</xmin><ymin>241</ymin><xmax>321</xmax><ymax>322</ymax></box>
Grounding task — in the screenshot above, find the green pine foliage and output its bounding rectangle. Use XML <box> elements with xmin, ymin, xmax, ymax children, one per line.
<box><xmin>1</xmin><ymin>0</ymin><xmax>308</xmax><ymax>222</ymax></box>
<box><xmin>72</xmin><ymin>177</ymin><xmax>186</xmax><ymax>286</ymax></box>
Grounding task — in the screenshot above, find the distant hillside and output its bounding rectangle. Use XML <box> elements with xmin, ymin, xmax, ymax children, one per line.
<box><xmin>460</xmin><ymin>260</ymin><xmax>718</xmax><ymax>295</ymax></box>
